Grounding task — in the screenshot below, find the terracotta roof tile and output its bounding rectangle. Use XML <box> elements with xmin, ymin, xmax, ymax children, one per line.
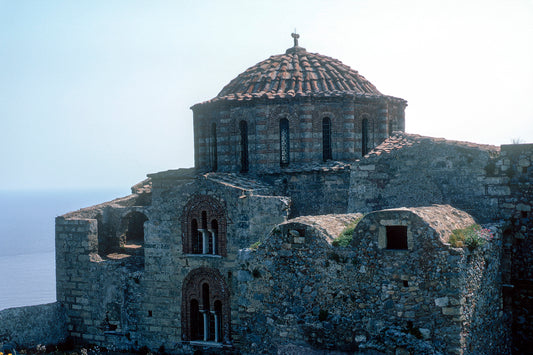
<box><xmin>194</xmin><ymin>46</ymin><xmax>382</xmax><ymax>106</ymax></box>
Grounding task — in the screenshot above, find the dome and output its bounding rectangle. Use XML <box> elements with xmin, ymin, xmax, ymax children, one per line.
<box><xmin>199</xmin><ymin>40</ymin><xmax>382</xmax><ymax>106</ymax></box>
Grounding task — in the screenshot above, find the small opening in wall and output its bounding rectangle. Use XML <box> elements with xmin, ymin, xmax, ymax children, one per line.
<box><xmin>403</xmin><ymin>280</ymin><xmax>409</xmax><ymax>287</ymax></box>
<box><xmin>523</xmin><ymin>167</ymin><xmax>528</xmax><ymax>174</ymax></box>
<box><xmin>521</xmin><ymin>211</ymin><xmax>528</xmax><ymax>218</ymax></box>
<box><xmin>386</xmin><ymin>225</ymin><xmax>408</xmax><ymax>250</ymax></box>
<box><xmin>148</xmin><ymin>310</ymin><xmax>152</xmax><ymax>317</ymax></box>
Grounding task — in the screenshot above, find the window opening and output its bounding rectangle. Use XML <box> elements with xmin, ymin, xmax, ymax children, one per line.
<box><xmin>191</xmin><ymin>219</ymin><xmax>201</xmax><ymax>254</ymax></box>
<box><xmin>239</xmin><ymin>120</ymin><xmax>249</xmax><ymax>173</ymax></box>
<box><xmin>190</xmin><ymin>299</ymin><xmax>202</xmax><ymax>340</ymax></box>
<box><xmin>211</xmin><ymin>123</ymin><xmax>218</xmax><ymax>171</ymax></box>
<box><xmin>322</xmin><ymin>117</ymin><xmax>332</xmax><ymax>161</ymax></box>
<box><xmin>386</xmin><ymin>225</ymin><xmax>408</xmax><ymax>250</ymax></box>
<box><xmin>209</xmin><ymin>220</ymin><xmax>218</xmax><ymax>255</ymax></box>
<box><xmin>280</xmin><ymin>118</ymin><xmax>290</xmax><ymax>166</ymax></box>
<box><xmin>362</xmin><ymin>118</ymin><xmax>369</xmax><ymax>156</ymax></box>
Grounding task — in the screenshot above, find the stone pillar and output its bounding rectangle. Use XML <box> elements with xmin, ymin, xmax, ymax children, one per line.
<box><xmin>200</xmin><ymin>310</ymin><xmax>209</xmax><ymax>341</ymax></box>
<box><xmin>198</xmin><ymin>229</ymin><xmax>208</xmax><ymax>254</ymax></box>
<box><xmin>208</xmin><ymin>229</ymin><xmax>216</xmax><ymax>255</ymax></box>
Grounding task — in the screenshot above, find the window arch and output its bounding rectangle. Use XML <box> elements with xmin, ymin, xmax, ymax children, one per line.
<box><xmin>280</xmin><ymin>118</ymin><xmax>290</xmax><ymax>167</ymax></box>
<box><xmin>181</xmin><ymin>195</ymin><xmax>227</xmax><ymax>256</ymax></box>
<box><xmin>211</xmin><ymin>122</ymin><xmax>218</xmax><ymax>172</ymax></box>
<box><xmin>239</xmin><ymin>120</ymin><xmax>249</xmax><ymax>173</ymax></box>
<box><xmin>182</xmin><ymin>268</ymin><xmax>230</xmax><ymax>343</ymax></box>
<box><xmin>362</xmin><ymin>117</ymin><xmax>369</xmax><ymax>156</ymax></box>
<box><xmin>322</xmin><ymin>117</ymin><xmax>332</xmax><ymax>161</ymax></box>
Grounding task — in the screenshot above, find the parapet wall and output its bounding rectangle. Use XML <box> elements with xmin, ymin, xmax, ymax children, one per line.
<box><xmin>0</xmin><ymin>302</ymin><xmax>67</xmax><ymax>348</ymax></box>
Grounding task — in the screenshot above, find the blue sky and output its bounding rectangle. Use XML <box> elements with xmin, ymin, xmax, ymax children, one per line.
<box><xmin>1</xmin><ymin>0</ymin><xmax>532</xmax><ymax>190</ymax></box>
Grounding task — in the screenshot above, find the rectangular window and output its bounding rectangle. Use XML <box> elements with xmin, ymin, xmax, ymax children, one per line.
<box><xmin>386</xmin><ymin>225</ymin><xmax>408</xmax><ymax>249</ymax></box>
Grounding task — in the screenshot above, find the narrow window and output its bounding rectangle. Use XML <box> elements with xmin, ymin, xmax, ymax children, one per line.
<box><xmin>190</xmin><ymin>299</ymin><xmax>201</xmax><ymax>340</ymax></box>
<box><xmin>191</xmin><ymin>219</ymin><xmax>200</xmax><ymax>254</ymax></box>
<box><xmin>209</xmin><ymin>219</ymin><xmax>218</xmax><ymax>255</ymax></box>
<box><xmin>280</xmin><ymin>118</ymin><xmax>290</xmax><ymax>166</ymax></box>
<box><xmin>211</xmin><ymin>123</ymin><xmax>217</xmax><ymax>172</ymax></box>
<box><xmin>386</xmin><ymin>225</ymin><xmax>408</xmax><ymax>250</ymax></box>
<box><xmin>322</xmin><ymin>117</ymin><xmax>332</xmax><ymax>161</ymax></box>
<box><xmin>362</xmin><ymin>118</ymin><xmax>369</xmax><ymax>156</ymax></box>
<box><xmin>239</xmin><ymin>120</ymin><xmax>249</xmax><ymax>173</ymax></box>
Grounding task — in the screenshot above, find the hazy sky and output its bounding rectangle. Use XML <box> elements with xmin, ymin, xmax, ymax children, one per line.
<box><xmin>1</xmin><ymin>0</ymin><xmax>532</xmax><ymax>190</ymax></box>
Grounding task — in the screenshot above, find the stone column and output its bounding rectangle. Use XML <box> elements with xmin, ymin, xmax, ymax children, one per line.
<box><xmin>198</xmin><ymin>229</ymin><xmax>208</xmax><ymax>254</ymax></box>
<box><xmin>208</xmin><ymin>229</ymin><xmax>216</xmax><ymax>255</ymax></box>
<box><xmin>200</xmin><ymin>310</ymin><xmax>209</xmax><ymax>341</ymax></box>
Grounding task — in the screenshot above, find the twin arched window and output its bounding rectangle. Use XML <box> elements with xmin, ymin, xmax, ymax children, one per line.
<box><xmin>182</xmin><ymin>268</ymin><xmax>230</xmax><ymax>343</ymax></box>
<box><xmin>182</xmin><ymin>195</ymin><xmax>227</xmax><ymax>256</ymax></box>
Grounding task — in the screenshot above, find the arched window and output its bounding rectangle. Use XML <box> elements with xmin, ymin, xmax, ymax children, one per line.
<box><xmin>280</xmin><ymin>118</ymin><xmax>290</xmax><ymax>167</ymax></box>
<box><xmin>182</xmin><ymin>195</ymin><xmax>227</xmax><ymax>256</ymax></box>
<box><xmin>211</xmin><ymin>123</ymin><xmax>217</xmax><ymax>171</ymax></box>
<box><xmin>322</xmin><ymin>117</ymin><xmax>332</xmax><ymax>161</ymax></box>
<box><xmin>362</xmin><ymin>118</ymin><xmax>369</xmax><ymax>156</ymax></box>
<box><xmin>182</xmin><ymin>268</ymin><xmax>230</xmax><ymax>343</ymax></box>
<box><xmin>239</xmin><ymin>120</ymin><xmax>249</xmax><ymax>173</ymax></box>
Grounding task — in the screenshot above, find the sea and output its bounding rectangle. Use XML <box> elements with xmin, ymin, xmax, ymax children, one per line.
<box><xmin>0</xmin><ymin>189</ymin><xmax>127</xmax><ymax>311</ymax></box>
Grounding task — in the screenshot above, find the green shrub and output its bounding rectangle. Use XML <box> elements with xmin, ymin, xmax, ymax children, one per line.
<box><xmin>250</xmin><ymin>241</ymin><xmax>261</xmax><ymax>250</ymax></box>
<box><xmin>332</xmin><ymin>216</ymin><xmax>363</xmax><ymax>247</ymax></box>
<box><xmin>449</xmin><ymin>224</ymin><xmax>493</xmax><ymax>250</ymax></box>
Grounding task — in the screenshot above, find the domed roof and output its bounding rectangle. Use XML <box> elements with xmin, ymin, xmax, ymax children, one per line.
<box><xmin>195</xmin><ymin>36</ymin><xmax>383</xmax><ymax>107</ymax></box>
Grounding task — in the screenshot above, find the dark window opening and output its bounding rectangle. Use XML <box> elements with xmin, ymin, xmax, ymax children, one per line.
<box><xmin>190</xmin><ymin>299</ymin><xmax>202</xmax><ymax>340</ymax></box>
<box><xmin>280</xmin><ymin>118</ymin><xmax>290</xmax><ymax>167</ymax></box>
<box><xmin>386</xmin><ymin>225</ymin><xmax>408</xmax><ymax>250</ymax></box>
<box><xmin>362</xmin><ymin>118</ymin><xmax>369</xmax><ymax>156</ymax></box>
<box><xmin>191</xmin><ymin>219</ymin><xmax>201</xmax><ymax>254</ymax></box>
<box><xmin>209</xmin><ymin>220</ymin><xmax>218</xmax><ymax>255</ymax></box>
<box><xmin>322</xmin><ymin>117</ymin><xmax>332</xmax><ymax>161</ymax></box>
<box><xmin>148</xmin><ymin>310</ymin><xmax>153</xmax><ymax>317</ymax></box>
<box><xmin>211</xmin><ymin>123</ymin><xmax>217</xmax><ymax>172</ymax></box>
<box><xmin>521</xmin><ymin>211</ymin><xmax>528</xmax><ymax>218</ymax></box>
<box><xmin>403</xmin><ymin>280</ymin><xmax>409</xmax><ymax>287</ymax></box>
<box><xmin>239</xmin><ymin>120</ymin><xmax>249</xmax><ymax>173</ymax></box>
<box><xmin>124</xmin><ymin>212</ymin><xmax>148</xmax><ymax>245</ymax></box>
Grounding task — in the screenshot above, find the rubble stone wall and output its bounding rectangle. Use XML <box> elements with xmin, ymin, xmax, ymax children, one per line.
<box><xmin>236</xmin><ymin>207</ymin><xmax>508</xmax><ymax>354</ymax></box>
<box><xmin>348</xmin><ymin>133</ymin><xmax>502</xmax><ymax>223</ymax></box>
<box><xmin>0</xmin><ymin>302</ymin><xmax>67</xmax><ymax>348</ymax></box>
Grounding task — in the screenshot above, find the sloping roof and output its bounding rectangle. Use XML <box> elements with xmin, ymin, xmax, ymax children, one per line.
<box><xmin>365</xmin><ymin>132</ymin><xmax>499</xmax><ymax>158</ymax></box>
<box><xmin>280</xmin><ymin>213</ymin><xmax>363</xmax><ymax>244</ymax></box>
<box><xmin>193</xmin><ymin>44</ymin><xmax>383</xmax><ymax>107</ymax></box>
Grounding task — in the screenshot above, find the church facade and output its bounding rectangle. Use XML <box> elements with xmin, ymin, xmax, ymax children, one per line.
<box><xmin>52</xmin><ymin>36</ymin><xmax>532</xmax><ymax>354</ymax></box>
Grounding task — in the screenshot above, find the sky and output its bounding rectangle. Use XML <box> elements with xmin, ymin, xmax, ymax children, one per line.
<box><xmin>1</xmin><ymin>0</ymin><xmax>532</xmax><ymax>190</ymax></box>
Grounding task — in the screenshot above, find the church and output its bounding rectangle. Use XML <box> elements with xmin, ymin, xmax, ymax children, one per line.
<box><xmin>52</xmin><ymin>34</ymin><xmax>531</xmax><ymax>354</ymax></box>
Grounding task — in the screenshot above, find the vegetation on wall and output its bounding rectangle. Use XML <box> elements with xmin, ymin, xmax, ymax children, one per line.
<box><xmin>449</xmin><ymin>224</ymin><xmax>494</xmax><ymax>250</ymax></box>
<box><xmin>332</xmin><ymin>216</ymin><xmax>363</xmax><ymax>247</ymax></box>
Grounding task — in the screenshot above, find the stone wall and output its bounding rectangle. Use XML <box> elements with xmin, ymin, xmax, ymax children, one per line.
<box><xmin>236</xmin><ymin>206</ymin><xmax>508</xmax><ymax>354</ymax></box>
<box><xmin>0</xmin><ymin>302</ymin><xmax>67</xmax><ymax>348</ymax></box>
<box><xmin>193</xmin><ymin>96</ymin><xmax>405</xmax><ymax>173</ymax></box>
<box><xmin>348</xmin><ymin>133</ymin><xmax>502</xmax><ymax>223</ymax></box>
<box><xmin>496</xmin><ymin>144</ymin><xmax>533</xmax><ymax>353</ymax></box>
<box><xmin>260</xmin><ymin>163</ymin><xmax>351</xmax><ymax>217</ymax></box>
